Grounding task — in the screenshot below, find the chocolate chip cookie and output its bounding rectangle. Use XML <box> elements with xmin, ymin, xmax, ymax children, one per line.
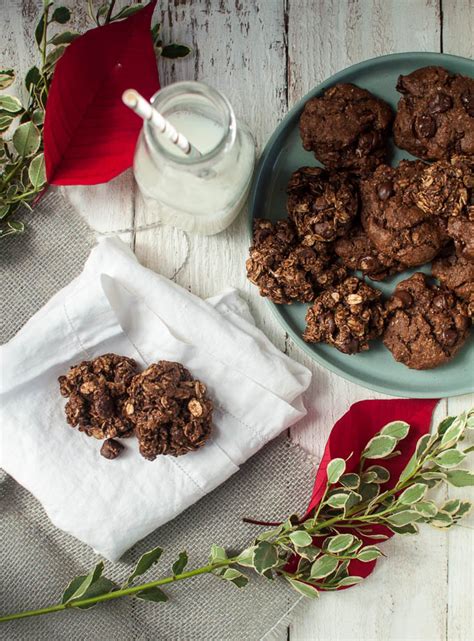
<box><xmin>334</xmin><ymin>224</ymin><xmax>405</xmax><ymax>281</ymax></box>
<box><xmin>287</xmin><ymin>166</ymin><xmax>358</xmax><ymax>244</ymax></box>
<box><xmin>58</xmin><ymin>354</ymin><xmax>138</xmax><ymax>439</ymax></box>
<box><xmin>361</xmin><ymin>160</ymin><xmax>444</xmax><ymax>266</ymax></box>
<box><xmin>125</xmin><ymin>361</ymin><xmax>213</xmax><ymax>459</ymax></box>
<box><xmin>414</xmin><ymin>155</ymin><xmax>471</xmax><ymax>218</ymax></box>
<box><xmin>384</xmin><ymin>273</ymin><xmax>470</xmax><ymax>369</ymax></box>
<box><xmin>299</xmin><ymin>83</ymin><xmax>393</xmax><ymax>174</ymax></box>
<box><xmin>303</xmin><ymin>276</ymin><xmax>386</xmax><ymax>354</ymax></box>
<box><xmin>394</xmin><ymin>66</ymin><xmax>474</xmax><ymax>160</ymax></box>
<box><xmin>432</xmin><ymin>251</ymin><xmax>474</xmax><ymax>316</ymax></box>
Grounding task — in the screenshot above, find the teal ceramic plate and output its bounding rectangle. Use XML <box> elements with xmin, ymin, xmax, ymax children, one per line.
<box><xmin>249</xmin><ymin>52</ymin><xmax>474</xmax><ymax>398</ymax></box>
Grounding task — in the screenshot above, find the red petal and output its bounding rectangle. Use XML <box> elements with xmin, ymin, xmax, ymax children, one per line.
<box><xmin>44</xmin><ymin>2</ymin><xmax>159</xmax><ymax>185</ymax></box>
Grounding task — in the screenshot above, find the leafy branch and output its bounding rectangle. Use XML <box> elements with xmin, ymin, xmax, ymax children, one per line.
<box><xmin>1</xmin><ymin>409</ymin><xmax>472</xmax><ymax>623</ymax></box>
<box><xmin>0</xmin><ymin>1</ymin><xmax>190</xmax><ymax>240</ymax></box>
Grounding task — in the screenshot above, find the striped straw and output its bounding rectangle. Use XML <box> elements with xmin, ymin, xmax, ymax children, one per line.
<box><xmin>122</xmin><ymin>89</ymin><xmax>202</xmax><ymax>159</ymax></box>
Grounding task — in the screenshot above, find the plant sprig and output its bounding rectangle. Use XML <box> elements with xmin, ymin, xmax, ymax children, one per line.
<box><xmin>0</xmin><ymin>1</ymin><xmax>190</xmax><ymax>240</ymax></box>
<box><xmin>1</xmin><ymin>409</ymin><xmax>472</xmax><ymax>623</ymax></box>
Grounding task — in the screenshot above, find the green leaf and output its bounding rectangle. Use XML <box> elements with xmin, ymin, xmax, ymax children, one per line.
<box><xmin>209</xmin><ymin>544</ymin><xmax>227</xmax><ymax>564</ymax></box>
<box><xmin>420</xmin><ymin>471</ymin><xmax>446</xmax><ymax>480</ymax></box>
<box><xmin>326</xmin><ymin>534</ymin><xmax>354</xmax><ymax>554</ymax></box>
<box><xmin>126</xmin><ymin>547</ymin><xmax>163</xmax><ymax>586</ymax></box>
<box><xmin>380</xmin><ymin>420</ymin><xmax>410</xmax><ymax>440</ymax></box>
<box><xmin>440</xmin><ymin>416</ymin><xmax>465</xmax><ymax>449</ymax></box>
<box><xmin>398</xmin><ymin>483</ymin><xmax>428</xmax><ymax>505</ymax></box>
<box><xmin>399</xmin><ymin>452</ymin><xmax>418</xmax><ymax>484</ymax></box>
<box><xmin>50</xmin><ymin>31</ymin><xmax>79</xmax><ymax>45</ymax></box>
<box><xmin>32</xmin><ymin>109</ymin><xmax>45</xmax><ymax>126</ymax></box>
<box><xmin>430</xmin><ymin>511</ymin><xmax>454</xmax><ymax>528</ymax></box>
<box><xmin>161</xmin><ymin>44</ymin><xmax>192</xmax><ymax>59</ymax></box>
<box><xmin>325</xmin><ymin>493</ymin><xmax>349</xmax><ymax>510</ymax></box>
<box><xmin>366</xmin><ymin>465</ymin><xmax>390</xmax><ymax>484</ymax></box>
<box><xmin>454</xmin><ymin>501</ymin><xmax>472</xmax><ymax>520</ymax></box>
<box><xmin>286</xmin><ymin>577</ymin><xmax>319</xmax><ymax>599</ymax></box>
<box><xmin>35</xmin><ymin>12</ymin><xmax>46</xmax><ymax>47</ymax></box>
<box><xmin>433</xmin><ymin>448</ymin><xmax>466</xmax><ymax>469</ymax></box>
<box><xmin>326</xmin><ymin>458</ymin><xmax>346</xmax><ymax>484</ymax></box>
<box><xmin>361</xmin><ymin>471</ymin><xmax>378</xmax><ymax>484</ymax></box>
<box><xmin>0</xmin><ymin>203</ymin><xmax>11</xmax><ymax>219</ymax></box>
<box><xmin>13</xmin><ymin>121</ymin><xmax>40</xmax><ymax>157</ymax></box>
<box><xmin>310</xmin><ymin>554</ymin><xmax>339</xmax><ymax>579</ymax></box>
<box><xmin>72</xmin><ymin>577</ymin><xmax>117</xmax><ymax>609</ymax></box>
<box><xmin>135</xmin><ymin>587</ymin><xmax>168</xmax><ymax>603</ymax></box>
<box><xmin>63</xmin><ymin>562</ymin><xmax>104</xmax><ymax>602</ymax></box>
<box><xmin>219</xmin><ymin>568</ymin><xmax>249</xmax><ymax>588</ymax></box>
<box><xmin>387</xmin><ymin>522</ymin><xmax>419</xmax><ymax>535</ymax></box>
<box><xmin>0</xmin><ymin>114</ymin><xmax>13</xmax><ymax>132</ymax></box>
<box><xmin>414</xmin><ymin>501</ymin><xmax>438</xmax><ymax>518</ymax></box>
<box><xmin>236</xmin><ymin>546</ymin><xmax>256</xmax><ymax>568</ymax></box>
<box><xmin>0</xmin><ymin>95</ymin><xmax>23</xmax><ymax>114</ymax></box>
<box><xmin>0</xmin><ymin>69</ymin><xmax>15</xmax><ymax>90</ymax></box>
<box><xmin>295</xmin><ymin>545</ymin><xmax>321</xmax><ymax>562</ymax></box>
<box><xmin>416</xmin><ymin>433</ymin><xmax>432</xmax><ymax>459</ymax></box>
<box><xmin>113</xmin><ymin>5</ymin><xmax>146</xmax><ymax>20</ymax></box>
<box><xmin>437</xmin><ymin>416</ymin><xmax>456</xmax><ymax>436</ymax></box>
<box><xmin>441</xmin><ymin>499</ymin><xmax>461</xmax><ymax>515</ymax></box>
<box><xmin>356</xmin><ymin>546</ymin><xmax>383</xmax><ymax>562</ymax></box>
<box><xmin>172</xmin><ymin>551</ymin><xmax>188</xmax><ymax>576</ymax></box>
<box><xmin>253</xmin><ymin>541</ymin><xmax>279</xmax><ymax>575</ymax></box>
<box><xmin>464</xmin><ymin>445</ymin><xmax>474</xmax><ymax>454</ymax></box>
<box><xmin>359</xmin><ymin>482</ymin><xmax>379</xmax><ymax>503</ymax></box>
<box><xmin>7</xmin><ymin>220</ymin><xmax>25</xmax><ymax>234</ymax></box>
<box><xmin>335</xmin><ymin>575</ymin><xmax>363</xmax><ymax>587</ymax></box>
<box><xmin>28</xmin><ymin>153</ymin><xmax>46</xmax><ymax>189</ymax></box>
<box><xmin>362</xmin><ymin>435</ymin><xmax>397</xmax><ymax>459</ymax></box>
<box><xmin>289</xmin><ymin>530</ymin><xmax>313</xmax><ymax>548</ymax></box>
<box><xmin>44</xmin><ymin>46</ymin><xmax>67</xmax><ymax>71</ymax></box>
<box><xmin>25</xmin><ymin>66</ymin><xmax>41</xmax><ymax>91</ymax></box>
<box><xmin>446</xmin><ymin>469</ymin><xmax>474</xmax><ymax>487</ymax></box>
<box><xmin>256</xmin><ymin>525</ymin><xmax>283</xmax><ymax>542</ymax></box>
<box><xmin>340</xmin><ymin>473</ymin><xmax>360</xmax><ymax>489</ymax></box>
<box><xmin>386</xmin><ymin>510</ymin><xmax>422</xmax><ymax>527</ymax></box>
<box><xmin>52</xmin><ymin>6</ymin><xmax>71</xmax><ymax>23</ymax></box>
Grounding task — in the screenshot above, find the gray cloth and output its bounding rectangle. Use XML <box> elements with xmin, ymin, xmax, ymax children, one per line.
<box><xmin>0</xmin><ymin>192</ymin><xmax>313</xmax><ymax>640</ymax></box>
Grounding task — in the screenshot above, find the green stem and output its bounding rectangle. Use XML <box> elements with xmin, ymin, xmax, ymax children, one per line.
<box><xmin>0</xmin><ymin>558</ymin><xmax>237</xmax><ymax>623</ymax></box>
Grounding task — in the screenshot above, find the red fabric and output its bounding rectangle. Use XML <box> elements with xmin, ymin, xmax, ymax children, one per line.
<box><xmin>287</xmin><ymin>399</ymin><xmax>439</xmax><ymax>585</ymax></box>
<box><xmin>44</xmin><ymin>2</ymin><xmax>159</xmax><ymax>185</ymax></box>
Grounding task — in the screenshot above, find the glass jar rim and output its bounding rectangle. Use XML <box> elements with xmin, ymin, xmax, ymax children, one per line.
<box><xmin>144</xmin><ymin>81</ymin><xmax>236</xmax><ymax>167</ymax></box>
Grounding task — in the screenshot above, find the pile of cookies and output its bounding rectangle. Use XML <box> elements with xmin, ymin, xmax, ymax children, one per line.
<box><xmin>247</xmin><ymin>66</ymin><xmax>473</xmax><ymax>370</ymax></box>
<box><xmin>58</xmin><ymin>354</ymin><xmax>213</xmax><ymax>460</ymax></box>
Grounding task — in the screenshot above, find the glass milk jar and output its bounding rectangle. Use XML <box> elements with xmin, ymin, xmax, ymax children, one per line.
<box><xmin>133</xmin><ymin>81</ymin><xmax>256</xmax><ymax>235</ymax></box>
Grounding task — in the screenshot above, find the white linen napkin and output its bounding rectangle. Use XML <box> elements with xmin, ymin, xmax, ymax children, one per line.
<box><xmin>0</xmin><ymin>237</ymin><xmax>311</xmax><ymax>561</ymax></box>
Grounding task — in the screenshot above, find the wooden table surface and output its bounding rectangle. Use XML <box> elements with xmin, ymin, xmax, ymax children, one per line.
<box><xmin>3</xmin><ymin>1</ymin><xmax>473</xmax><ymax>639</ymax></box>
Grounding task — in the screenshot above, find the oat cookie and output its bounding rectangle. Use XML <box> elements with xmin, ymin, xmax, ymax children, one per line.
<box><xmin>383</xmin><ymin>273</ymin><xmax>470</xmax><ymax>369</ymax></box>
<box><xmin>394</xmin><ymin>66</ymin><xmax>474</xmax><ymax>160</ymax></box>
<box><xmin>58</xmin><ymin>354</ymin><xmax>138</xmax><ymax>439</ymax></box>
<box><xmin>125</xmin><ymin>361</ymin><xmax>213</xmax><ymax>459</ymax></box>
<box><xmin>361</xmin><ymin>160</ymin><xmax>443</xmax><ymax>267</ymax></box>
<box><xmin>287</xmin><ymin>167</ymin><xmax>358</xmax><ymax>244</ymax></box>
<box><xmin>299</xmin><ymin>83</ymin><xmax>393</xmax><ymax>174</ymax></box>
<box><xmin>303</xmin><ymin>276</ymin><xmax>386</xmax><ymax>354</ymax></box>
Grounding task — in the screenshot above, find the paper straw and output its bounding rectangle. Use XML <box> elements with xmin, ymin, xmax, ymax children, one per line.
<box><xmin>122</xmin><ymin>89</ymin><xmax>202</xmax><ymax>159</ymax></box>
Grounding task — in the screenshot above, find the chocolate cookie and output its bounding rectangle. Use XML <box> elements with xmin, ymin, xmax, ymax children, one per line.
<box><xmin>303</xmin><ymin>276</ymin><xmax>386</xmax><ymax>354</ymax></box>
<box><xmin>449</xmin><ymin>216</ymin><xmax>474</xmax><ymax>262</ymax></box>
<box><xmin>432</xmin><ymin>251</ymin><xmax>474</xmax><ymax>316</ymax></box>
<box><xmin>287</xmin><ymin>167</ymin><xmax>358</xmax><ymax>244</ymax></box>
<box><xmin>299</xmin><ymin>83</ymin><xmax>393</xmax><ymax>174</ymax></box>
<box><xmin>246</xmin><ymin>218</ymin><xmax>346</xmax><ymax>303</ymax></box>
<box><xmin>125</xmin><ymin>361</ymin><xmax>213</xmax><ymax>460</ymax></box>
<box><xmin>415</xmin><ymin>155</ymin><xmax>471</xmax><ymax>218</ymax></box>
<box><xmin>334</xmin><ymin>224</ymin><xmax>405</xmax><ymax>281</ymax></box>
<box><xmin>394</xmin><ymin>66</ymin><xmax>474</xmax><ymax>160</ymax></box>
<box><xmin>384</xmin><ymin>273</ymin><xmax>470</xmax><ymax>369</ymax></box>
<box><xmin>58</xmin><ymin>354</ymin><xmax>138</xmax><ymax>439</ymax></box>
<box><xmin>361</xmin><ymin>160</ymin><xmax>443</xmax><ymax>266</ymax></box>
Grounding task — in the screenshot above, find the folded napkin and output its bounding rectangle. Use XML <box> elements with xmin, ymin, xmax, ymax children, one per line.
<box><xmin>0</xmin><ymin>238</ymin><xmax>311</xmax><ymax>561</ymax></box>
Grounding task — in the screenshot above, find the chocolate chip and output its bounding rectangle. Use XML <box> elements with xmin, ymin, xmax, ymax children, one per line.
<box><xmin>394</xmin><ymin>290</ymin><xmax>413</xmax><ymax>307</ymax></box>
<box><xmin>461</xmin><ymin>92</ymin><xmax>474</xmax><ymax>117</ymax></box>
<box><xmin>396</xmin><ymin>75</ymin><xmax>408</xmax><ymax>94</ymax></box>
<box><xmin>360</xmin><ymin>256</ymin><xmax>377</xmax><ymax>271</ymax></box>
<box><xmin>377</xmin><ymin>181</ymin><xmax>394</xmax><ymax>200</ymax></box>
<box><xmin>441</xmin><ymin>328</ymin><xmax>458</xmax><ymax>347</ymax></box>
<box><xmin>100</xmin><ymin>438</ymin><xmax>124</xmax><ymax>460</ymax></box>
<box><xmin>342</xmin><ymin>338</ymin><xmax>360</xmax><ymax>354</ymax></box>
<box><xmin>428</xmin><ymin>92</ymin><xmax>452</xmax><ymax>114</ymax></box>
<box><xmin>415</xmin><ymin>114</ymin><xmax>437</xmax><ymax>139</ymax></box>
<box><xmin>313</xmin><ymin>221</ymin><xmax>332</xmax><ymax>239</ymax></box>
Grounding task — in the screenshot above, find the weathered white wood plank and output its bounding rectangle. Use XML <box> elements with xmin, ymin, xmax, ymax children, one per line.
<box><xmin>442</xmin><ymin>0</ymin><xmax>474</xmax><ymax>58</ymax></box>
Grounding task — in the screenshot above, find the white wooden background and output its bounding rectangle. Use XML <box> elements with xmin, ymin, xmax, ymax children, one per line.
<box><xmin>2</xmin><ymin>1</ymin><xmax>473</xmax><ymax>639</ymax></box>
